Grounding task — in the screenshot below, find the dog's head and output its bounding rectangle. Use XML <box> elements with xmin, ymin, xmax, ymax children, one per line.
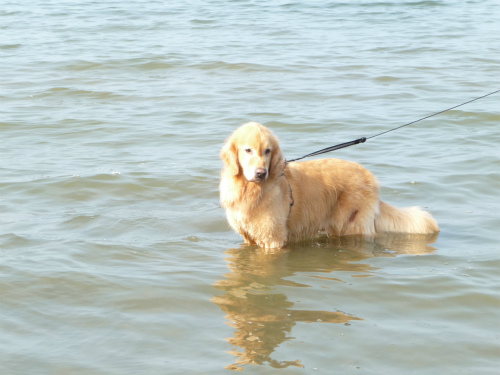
<box><xmin>221</xmin><ymin>122</ymin><xmax>284</xmax><ymax>183</ymax></box>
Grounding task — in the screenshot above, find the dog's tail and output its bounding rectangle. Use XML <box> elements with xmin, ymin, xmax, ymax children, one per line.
<box><xmin>375</xmin><ymin>201</ymin><xmax>439</xmax><ymax>234</ymax></box>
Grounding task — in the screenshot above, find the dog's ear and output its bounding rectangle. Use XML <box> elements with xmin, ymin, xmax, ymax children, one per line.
<box><xmin>269</xmin><ymin>139</ymin><xmax>285</xmax><ymax>179</ymax></box>
<box><xmin>220</xmin><ymin>138</ymin><xmax>240</xmax><ymax>176</ymax></box>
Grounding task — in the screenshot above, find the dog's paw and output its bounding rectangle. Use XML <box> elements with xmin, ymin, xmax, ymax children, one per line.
<box><xmin>257</xmin><ymin>239</ymin><xmax>286</xmax><ymax>250</ymax></box>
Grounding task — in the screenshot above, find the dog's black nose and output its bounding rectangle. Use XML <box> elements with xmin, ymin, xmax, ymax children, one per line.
<box><xmin>255</xmin><ymin>168</ymin><xmax>267</xmax><ymax>180</ymax></box>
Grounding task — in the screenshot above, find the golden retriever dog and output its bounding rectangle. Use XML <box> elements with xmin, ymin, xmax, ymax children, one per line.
<box><xmin>220</xmin><ymin>122</ymin><xmax>439</xmax><ymax>249</ymax></box>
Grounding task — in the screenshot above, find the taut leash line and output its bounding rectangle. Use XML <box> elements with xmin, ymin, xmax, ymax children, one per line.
<box><xmin>286</xmin><ymin>137</ymin><xmax>366</xmax><ymax>163</ymax></box>
<box><xmin>286</xmin><ymin>89</ymin><xmax>500</xmax><ymax>164</ymax></box>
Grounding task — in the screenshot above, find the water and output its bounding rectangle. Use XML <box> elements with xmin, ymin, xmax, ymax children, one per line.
<box><xmin>1</xmin><ymin>1</ymin><xmax>499</xmax><ymax>374</ymax></box>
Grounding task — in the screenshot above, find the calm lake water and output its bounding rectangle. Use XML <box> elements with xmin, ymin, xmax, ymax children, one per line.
<box><xmin>1</xmin><ymin>1</ymin><xmax>499</xmax><ymax>374</ymax></box>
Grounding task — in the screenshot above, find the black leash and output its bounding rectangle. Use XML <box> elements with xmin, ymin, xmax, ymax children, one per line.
<box><xmin>286</xmin><ymin>89</ymin><xmax>500</xmax><ymax>163</ymax></box>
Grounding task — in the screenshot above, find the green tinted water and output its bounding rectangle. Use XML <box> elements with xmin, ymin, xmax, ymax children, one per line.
<box><xmin>1</xmin><ymin>1</ymin><xmax>499</xmax><ymax>374</ymax></box>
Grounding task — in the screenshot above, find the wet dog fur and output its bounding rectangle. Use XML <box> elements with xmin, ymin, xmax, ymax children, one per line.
<box><xmin>220</xmin><ymin>122</ymin><xmax>439</xmax><ymax>249</ymax></box>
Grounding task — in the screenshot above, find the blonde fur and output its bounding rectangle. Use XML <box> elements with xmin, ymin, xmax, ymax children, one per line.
<box><xmin>220</xmin><ymin>122</ymin><xmax>439</xmax><ymax>249</ymax></box>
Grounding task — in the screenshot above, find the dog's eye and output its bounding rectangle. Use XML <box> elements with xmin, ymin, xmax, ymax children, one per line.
<box><xmin>245</xmin><ymin>148</ymin><xmax>252</xmax><ymax>154</ymax></box>
<box><xmin>265</xmin><ymin>148</ymin><xmax>271</xmax><ymax>155</ymax></box>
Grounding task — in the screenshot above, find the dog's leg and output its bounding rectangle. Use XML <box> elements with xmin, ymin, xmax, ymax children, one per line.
<box><xmin>252</xmin><ymin>217</ymin><xmax>288</xmax><ymax>249</ymax></box>
<box><xmin>330</xmin><ymin>191</ymin><xmax>378</xmax><ymax>236</ymax></box>
<box><xmin>256</xmin><ymin>231</ymin><xmax>287</xmax><ymax>249</ymax></box>
<box><xmin>242</xmin><ymin>233</ymin><xmax>256</xmax><ymax>245</ymax></box>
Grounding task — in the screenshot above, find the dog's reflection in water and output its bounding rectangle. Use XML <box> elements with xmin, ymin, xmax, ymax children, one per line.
<box><xmin>212</xmin><ymin>233</ymin><xmax>438</xmax><ymax>370</ymax></box>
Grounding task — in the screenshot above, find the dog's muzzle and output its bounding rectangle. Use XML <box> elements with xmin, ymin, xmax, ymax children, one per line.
<box><xmin>251</xmin><ymin>168</ymin><xmax>267</xmax><ymax>182</ymax></box>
